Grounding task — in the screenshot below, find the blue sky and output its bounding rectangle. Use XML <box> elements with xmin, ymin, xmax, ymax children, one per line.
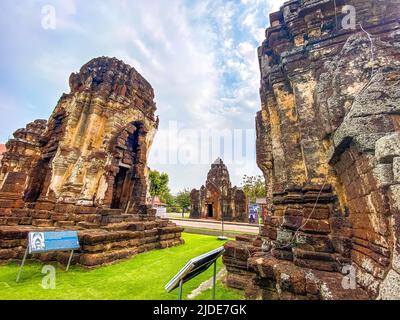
<box><xmin>0</xmin><ymin>0</ymin><xmax>285</xmax><ymax>193</ymax></box>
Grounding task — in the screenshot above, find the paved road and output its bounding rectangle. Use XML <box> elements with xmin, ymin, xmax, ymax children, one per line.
<box><xmin>170</xmin><ymin>218</ymin><xmax>260</xmax><ymax>235</ymax></box>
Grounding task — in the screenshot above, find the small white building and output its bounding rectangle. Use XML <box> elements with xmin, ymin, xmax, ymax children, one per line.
<box><xmin>256</xmin><ymin>198</ymin><xmax>267</xmax><ymax>206</ymax></box>
<box><xmin>151</xmin><ymin>196</ymin><xmax>167</xmax><ymax>218</ymax></box>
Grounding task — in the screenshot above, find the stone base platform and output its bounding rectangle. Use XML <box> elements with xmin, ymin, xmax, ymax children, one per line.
<box><xmin>0</xmin><ymin>209</ymin><xmax>184</xmax><ymax>267</ymax></box>
<box><xmin>223</xmin><ymin>236</ymin><xmax>369</xmax><ymax>300</ymax></box>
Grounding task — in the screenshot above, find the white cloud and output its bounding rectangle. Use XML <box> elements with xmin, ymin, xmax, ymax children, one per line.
<box><xmin>270</xmin><ymin>0</ymin><xmax>286</xmax><ymax>12</ymax></box>
<box><xmin>0</xmin><ymin>0</ymin><xmax>284</xmax><ymax>192</ymax></box>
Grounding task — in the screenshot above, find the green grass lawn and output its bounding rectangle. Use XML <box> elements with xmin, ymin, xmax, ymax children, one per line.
<box><xmin>0</xmin><ymin>233</ymin><xmax>244</xmax><ymax>300</ymax></box>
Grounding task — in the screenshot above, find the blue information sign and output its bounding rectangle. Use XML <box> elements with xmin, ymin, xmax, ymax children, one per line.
<box><xmin>28</xmin><ymin>231</ymin><xmax>80</xmax><ymax>254</ymax></box>
<box><xmin>248</xmin><ymin>204</ymin><xmax>259</xmax><ymax>224</ymax></box>
<box><xmin>17</xmin><ymin>231</ymin><xmax>80</xmax><ymax>282</ymax></box>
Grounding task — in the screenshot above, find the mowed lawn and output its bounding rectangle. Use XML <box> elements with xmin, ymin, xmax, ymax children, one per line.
<box><xmin>0</xmin><ymin>233</ymin><xmax>244</xmax><ymax>300</ymax></box>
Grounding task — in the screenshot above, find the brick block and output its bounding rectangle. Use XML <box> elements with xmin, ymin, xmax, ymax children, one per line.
<box><xmin>393</xmin><ymin>157</ymin><xmax>400</xmax><ymax>183</ymax></box>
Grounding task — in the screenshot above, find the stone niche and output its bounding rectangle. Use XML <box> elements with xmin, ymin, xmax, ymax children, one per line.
<box><xmin>223</xmin><ymin>0</ymin><xmax>400</xmax><ymax>300</ymax></box>
<box><xmin>0</xmin><ymin>57</ymin><xmax>183</xmax><ymax>267</ymax></box>
<box><xmin>190</xmin><ymin>158</ymin><xmax>248</xmax><ymax>222</ymax></box>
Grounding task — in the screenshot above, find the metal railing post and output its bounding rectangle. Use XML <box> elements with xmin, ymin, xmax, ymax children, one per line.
<box><xmin>16</xmin><ymin>248</ymin><xmax>29</xmax><ymax>283</ymax></box>
<box><xmin>66</xmin><ymin>250</ymin><xmax>74</xmax><ymax>271</ymax></box>
<box><xmin>212</xmin><ymin>261</ymin><xmax>217</xmax><ymax>300</ymax></box>
<box><xmin>178</xmin><ymin>279</ymin><xmax>183</xmax><ymax>300</ymax></box>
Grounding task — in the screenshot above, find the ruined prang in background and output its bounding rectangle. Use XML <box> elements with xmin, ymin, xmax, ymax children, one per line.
<box><xmin>190</xmin><ymin>158</ymin><xmax>248</xmax><ymax>222</ymax></box>
<box><xmin>0</xmin><ymin>57</ymin><xmax>183</xmax><ymax>267</ymax></box>
<box><xmin>223</xmin><ymin>0</ymin><xmax>400</xmax><ymax>299</ymax></box>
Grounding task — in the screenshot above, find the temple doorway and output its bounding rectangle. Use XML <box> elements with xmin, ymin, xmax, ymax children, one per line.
<box><xmin>110</xmin><ymin>122</ymin><xmax>145</xmax><ymax>211</ymax></box>
<box><xmin>111</xmin><ymin>166</ymin><xmax>129</xmax><ymax>209</ymax></box>
<box><xmin>23</xmin><ymin>157</ymin><xmax>51</xmax><ymax>203</ymax></box>
<box><xmin>207</xmin><ymin>203</ymin><xmax>214</xmax><ymax>218</ymax></box>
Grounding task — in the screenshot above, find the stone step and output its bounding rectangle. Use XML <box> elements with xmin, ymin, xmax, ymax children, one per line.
<box><xmin>81</xmin><ymin>238</ymin><xmax>141</xmax><ymax>253</ymax></box>
<box><xmin>0</xmin><ymin>193</ymin><xmax>21</xmax><ymax>200</ymax></box>
<box><xmin>247</xmin><ymin>255</ymin><xmax>370</xmax><ymax>300</ymax></box>
<box><xmin>102</xmin><ymin>222</ymin><xmax>141</xmax><ymax>232</ymax></box>
<box><xmin>158</xmin><ymin>225</ymin><xmax>184</xmax><ymax>235</ymax></box>
<box><xmin>159</xmin><ymin>239</ymin><xmax>185</xmax><ymax>249</ymax></box>
<box><xmin>0</xmin><ymin>208</ymin><xmax>11</xmax><ymax>217</ymax></box>
<box><xmin>55</xmin><ymin>221</ymin><xmax>76</xmax><ymax>228</ymax></box>
<box><xmin>99</xmin><ymin>209</ymin><xmax>124</xmax><ymax>216</ymax></box>
<box><xmin>32</xmin><ymin>219</ymin><xmax>54</xmax><ymax>227</ymax></box>
<box><xmin>0</xmin><ymin>217</ymin><xmax>16</xmax><ymax>226</ymax></box>
<box><xmin>101</xmin><ymin>214</ymin><xmax>139</xmax><ymax>224</ymax></box>
<box><xmin>102</xmin><ymin>223</ymin><xmax>125</xmax><ymax>231</ymax></box>
<box><xmin>77</xmin><ymin>222</ymin><xmax>101</xmax><ymax>230</ymax></box>
<box><xmin>78</xmin><ymin>229</ymin><xmax>143</xmax><ymax>245</ymax></box>
<box><xmin>79</xmin><ymin>247</ymin><xmax>138</xmax><ymax>267</ymax></box>
<box><xmin>0</xmin><ymin>200</ymin><xmax>17</xmax><ymax>208</ymax></box>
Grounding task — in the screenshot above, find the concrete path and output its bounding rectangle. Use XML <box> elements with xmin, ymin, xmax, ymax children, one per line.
<box><xmin>187</xmin><ymin>268</ymin><xmax>227</xmax><ymax>299</ymax></box>
<box><xmin>170</xmin><ymin>218</ymin><xmax>260</xmax><ymax>235</ymax></box>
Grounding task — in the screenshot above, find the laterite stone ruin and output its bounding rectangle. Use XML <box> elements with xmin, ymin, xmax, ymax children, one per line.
<box><xmin>223</xmin><ymin>0</ymin><xmax>400</xmax><ymax>300</ymax></box>
<box><xmin>0</xmin><ymin>57</ymin><xmax>183</xmax><ymax>267</ymax></box>
<box><xmin>190</xmin><ymin>158</ymin><xmax>248</xmax><ymax>222</ymax></box>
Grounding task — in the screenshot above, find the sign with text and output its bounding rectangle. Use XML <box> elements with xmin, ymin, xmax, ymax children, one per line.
<box><xmin>28</xmin><ymin>231</ymin><xmax>80</xmax><ymax>254</ymax></box>
<box><xmin>248</xmin><ymin>204</ymin><xmax>259</xmax><ymax>224</ymax></box>
<box><xmin>165</xmin><ymin>247</ymin><xmax>225</xmax><ymax>293</ymax></box>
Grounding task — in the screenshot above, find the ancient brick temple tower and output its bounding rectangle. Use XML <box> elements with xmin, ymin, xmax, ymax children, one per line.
<box><xmin>190</xmin><ymin>158</ymin><xmax>248</xmax><ymax>222</ymax></box>
<box><xmin>0</xmin><ymin>57</ymin><xmax>183</xmax><ymax>267</ymax></box>
<box><xmin>223</xmin><ymin>0</ymin><xmax>400</xmax><ymax>299</ymax></box>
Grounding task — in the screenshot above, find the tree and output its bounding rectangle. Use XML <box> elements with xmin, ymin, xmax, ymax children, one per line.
<box><xmin>163</xmin><ymin>192</ymin><xmax>177</xmax><ymax>208</ymax></box>
<box><xmin>175</xmin><ymin>189</ymin><xmax>191</xmax><ymax>213</ymax></box>
<box><xmin>149</xmin><ymin>170</ymin><xmax>170</xmax><ymax>204</ymax></box>
<box><xmin>242</xmin><ymin>175</ymin><xmax>267</xmax><ymax>203</ymax></box>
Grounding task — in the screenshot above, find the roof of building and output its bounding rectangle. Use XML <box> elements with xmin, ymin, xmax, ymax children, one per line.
<box><xmin>151</xmin><ymin>196</ymin><xmax>167</xmax><ymax>207</ymax></box>
<box><xmin>256</xmin><ymin>198</ymin><xmax>267</xmax><ymax>205</ymax></box>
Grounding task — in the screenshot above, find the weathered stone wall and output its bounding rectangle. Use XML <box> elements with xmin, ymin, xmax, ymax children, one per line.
<box><xmin>224</xmin><ymin>0</ymin><xmax>400</xmax><ymax>300</ymax></box>
<box><xmin>0</xmin><ymin>57</ymin><xmax>158</xmax><ymax>211</ymax></box>
<box><xmin>190</xmin><ymin>159</ymin><xmax>248</xmax><ymax>222</ymax></box>
<box><xmin>0</xmin><ymin>57</ymin><xmax>183</xmax><ymax>267</ymax></box>
<box><xmin>0</xmin><ymin>120</ymin><xmax>47</xmax><ymax>209</ymax></box>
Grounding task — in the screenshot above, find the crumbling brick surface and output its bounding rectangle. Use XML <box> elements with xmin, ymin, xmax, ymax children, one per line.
<box><xmin>224</xmin><ymin>0</ymin><xmax>400</xmax><ymax>300</ymax></box>
<box><xmin>0</xmin><ymin>57</ymin><xmax>183</xmax><ymax>267</ymax></box>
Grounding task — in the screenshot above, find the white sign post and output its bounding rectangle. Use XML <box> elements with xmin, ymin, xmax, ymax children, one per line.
<box><xmin>165</xmin><ymin>247</ymin><xmax>225</xmax><ymax>300</ymax></box>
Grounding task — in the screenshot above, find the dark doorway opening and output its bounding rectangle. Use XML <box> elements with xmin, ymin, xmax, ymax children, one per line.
<box><xmin>207</xmin><ymin>203</ymin><xmax>213</xmax><ymax>218</ymax></box>
<box><xmin>24</xmin><ymin>158</ymin><xmax>51</xmax><ymax>203</ymax></box>
<box><xmin>111</xmin><ymin>166</ymin><xmax>129</xmax><ymax>209</ymax></box>
<box><xmin>110</xmin><ymin>122</ymin><xmax>147</xmax><ymax>212</ymax></box>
